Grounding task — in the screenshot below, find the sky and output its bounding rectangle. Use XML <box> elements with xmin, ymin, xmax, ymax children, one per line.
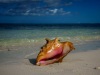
<box><xmin>0</xmin><ymin>0</ymin><xmax>100</xmax><ymax>23</ymax></box>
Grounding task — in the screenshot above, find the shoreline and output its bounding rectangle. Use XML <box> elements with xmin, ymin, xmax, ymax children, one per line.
<box><xmin>0</xmin><ymin>40</ymin><xmax>100</xmax><ymax>52</ymax></box>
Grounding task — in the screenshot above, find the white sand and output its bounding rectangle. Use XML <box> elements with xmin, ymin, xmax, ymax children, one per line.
<box><xmin>0</xmin><ymin>49</ymin><xmax>100</xmax><ymax>75</ymax></box>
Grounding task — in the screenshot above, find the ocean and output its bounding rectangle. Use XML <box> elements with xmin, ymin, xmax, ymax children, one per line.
<box><xmin>0</xmin><ymin>23</ymin><xmax>100</xmax><ymax>50</ymax></box>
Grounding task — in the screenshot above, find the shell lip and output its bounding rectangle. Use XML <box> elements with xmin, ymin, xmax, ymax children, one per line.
<box><xmin>40</xmin><ymin>51</ymin><xmax>63</xmax><ymax>61</ymax></box>
<box><xmin>36</xmin><ymin>49</ymin><xmax>63</xmax><ymax>66</ymax></box>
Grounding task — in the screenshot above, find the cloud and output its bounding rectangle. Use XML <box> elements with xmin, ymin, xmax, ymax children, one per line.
<box><xmin>49</xmin><ymin>9</ymin><xmax>58</xmax><ymax>14</ymax></box>
<box><xmin>0</xmin><ymin>0</ymin><xmax>74</xmax><ymax>16</ymax></box>
<box><xmin>5</xmin><ymin>7</ymin><xmax>71</xmax><ymax>16</ymax></box>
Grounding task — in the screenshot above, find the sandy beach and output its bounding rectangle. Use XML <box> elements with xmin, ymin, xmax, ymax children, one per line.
<box><xmin>0</xmin><ymin>0</ymin><xmax>100</xmax><ymax>74</ymax></box>
<box><xmin>0</xmin><ymin>41</ymin><xmax>100</xmax><ymax>75</ymax></box>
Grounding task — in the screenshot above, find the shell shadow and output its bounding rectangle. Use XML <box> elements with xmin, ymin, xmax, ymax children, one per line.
<box><xmin>29</xmin><ymin>58</ymin><xmax>36</xmax><ymax>65</ymax></box>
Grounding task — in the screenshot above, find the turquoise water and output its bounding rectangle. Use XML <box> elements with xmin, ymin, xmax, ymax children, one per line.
<box><xmin>0</xmin><ymin>24</ymin><xmax>100</xmax><ymax>48</ymax></box>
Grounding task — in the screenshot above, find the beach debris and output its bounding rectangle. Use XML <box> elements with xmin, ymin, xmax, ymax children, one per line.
<box><xmin>36</xmin><ymin>38</ymin><xmax>75</xmax><ymax>66</ymax></box>
<box><xmin>94</xmin><ymin>67</ymin><xmax>100</xmax><ymax>70</ymax></box>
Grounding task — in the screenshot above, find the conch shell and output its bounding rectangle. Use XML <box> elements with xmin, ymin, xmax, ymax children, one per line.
<box><xmin>36</xmin><ymin>38</ymin><xmax>75</xmax><ymax>66</ymax></box>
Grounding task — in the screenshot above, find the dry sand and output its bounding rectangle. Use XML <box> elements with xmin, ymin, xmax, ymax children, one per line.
<box><xmin>0</xmin><ymin>49</ymin><xmax>100</xmax><ymax>75</ymax></box>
